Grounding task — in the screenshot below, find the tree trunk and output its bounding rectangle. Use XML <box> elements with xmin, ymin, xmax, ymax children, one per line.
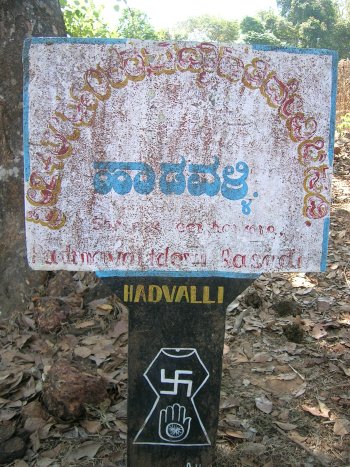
<box><xmin>0</xmin><ymin>0</ymin><xmax>66</xmax><ymax>316</ymax></box>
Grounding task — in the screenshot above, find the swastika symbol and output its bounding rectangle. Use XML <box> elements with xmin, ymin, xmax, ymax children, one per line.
<box><xmin>160</xmin><ymin>369</ymin><xmax>193</xmax><ymax>397</ymax></box>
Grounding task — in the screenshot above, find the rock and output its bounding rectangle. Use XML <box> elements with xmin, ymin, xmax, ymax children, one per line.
<box><xmin>34</xmin><ymin>297</ymin><xmax>71</xmax><ymax>333</ymax></box>
<box><xmin>334</xmin><ymin>146</ymin><xmax>341</xmax><ymax>155</ymax></box>
<box><xmin>42</xmin><ymin>359</ymin><xmax>109</xmax><ymax>420</ymax></box>
<box><xmin>0</xmin><ymin>436</ymin><xmax>26</xmax><ymax>464</ymax></box>
<box><xmin>273</xmin><ymin>300</ymin><xmax>301</xmax><ymax>317</ymax></box>
<box><xmin>283</xmin><ymin>323</ymin><xmax>304</xmax><ymax>343</ymax></box>
<box><xmin>34</xmin><ymin>296</ymin><xmax>85</xmax><ymax>332</ymax></box>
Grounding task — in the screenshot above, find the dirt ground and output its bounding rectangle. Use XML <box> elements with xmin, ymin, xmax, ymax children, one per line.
<box><xmin>0</xmin><ymin>139</ymin><xmax>349</xmax><ymax>467</ymax></box>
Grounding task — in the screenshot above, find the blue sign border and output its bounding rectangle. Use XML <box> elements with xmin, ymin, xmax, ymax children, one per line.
<box><xmin>23</xmin><ymin>38</ymin><xmax>338</xmax><ymax>279</ymax></box>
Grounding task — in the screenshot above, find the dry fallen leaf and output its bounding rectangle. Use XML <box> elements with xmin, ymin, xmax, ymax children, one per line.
<box><xmin>255</xmin><ymin>395</ymin><xmax>273</xmax><ymax>414</ymax></box>
<box><xmin>251</xmin><ymin>352</ymin><xmax>273</xmax><ymax>363</ymax></box>
<box><xmin>74</xmin><ymin>346</ymin><xmax>92</xmax><ymax>358</ymax></box>
<box><xmin>80</xmin><ymin>335</ymin><xmax>101</xmax><ymax>346</ymax></box>
<box><xmin>310</xmin><ymin>323</ymin><xmax>328</xmax><ymax>339</ymax></box>
<box><xmin>114</xmin><ymin>419</ymin><xmax>127</xmax><ymax>433</ymax></box>
<box><xmin>109</xmin><ymin>399</ymin><xmax>127</xmax><ymax>419</ymax></box>
<box><xmin>288</xmin><ymin>431</ymin><xmax>307</xmax><ymax>443</ymax></box>
<box><xmin>13</xmin><ymin>461</ymin><xmax>29</xmax><ymax>467</ymax></box>
<box><xmin>16</xmin><ymin>334</ymin><xmax>33</xmax><ymax>350</ymax></box>
<box><xmin>334</xmin><ymin>418</ymin><xmax>350</xmax><ymax>436</ymax></box>
<box><xmin>220</xmin><ymin>395</ymin><xmax>239</xmax><ymax>410</ymax></box>
<box><xmin>75</xmin><ymin>320</ymin><xmax>96</xmax><ymax>329</ymax></box>
<box><xmin>293</xmin><ymin>382</ymin><xmax>307</xmax><ymax>398</ymax></box>
<box><xmin>294</xmin><ymin>287</ymin><xmax>313</xmax><ymax>295</ymax></box>
<box><xmin>301</xmin><ymin>402</ymin><xmax>330</xmax><ymax>418</ymax></box>
<box><xmin>97</xmin><ymin>303</ymin><xmax>113</xmax><ymax>312</ymax></box>
<box><xmin>30</xmin><ymin>430</ymin><xmax>42</xmax><ymax>452</ymax></box>
<box><xmin>231</xmin><ymin>352</ymin><xmax>249</xmax><ymax>364</ymax></box>
<box><xmin>108</xmin><ymin>319</ymin><xmax>128</xmax><ymax>340</ymax></box>
<box><xmin>65</xmin><ymin>441</ymin><xmax>102</xmax><ymax>462</ymax></box>
<box><xmin>0</xmin><ymin>409</ymin><xmax>19</xmax><ymax>420</ymax></box>
<box><xmin>276</xmin><ymin>372</ymin><xmax>297</xmax><ymax>381</ymax></box>
<box><xmin>274</xmin><ymin>421</ymin><xmax>298</xmax><ymax>431</ymax></box>
<box><xmin>224</xmin><ymin>413</ymin><xmax>242</xmax><ymax>427</ymax></box>
<box><xmin>227</xmin><ymin>301</ymin><xmax>240</xmax><ymax>311</ymax></box>
<box><xmin>339</xmin><ymin>364</ymin><xmax>350</xmax><ymax>376</ymax></box>
<box><xmin>240</xmin><ymin>442</ymin><xmax>266</xmax><ymax>456</ymax></box>
<box><xmin>80</xmin><ymin>419</ymin><xmax>102</xmax><ymax>434</ymax></box>
<box><xmin>36</xmin><ymin>458</ymin><xmax>56</xmax><ymax>467</ymax></box>
<box><xmin>12</xmin><ymin>376</ymin><xmax>38</xmax><ymax>400</ymax></box>
<box><xmin>39</xmin><ymin>443</ymin><xmax>64</xmax><ymax>460</ymax></box>
<box><xmin>251</xmin><ymin>365</ymin><xmax>275</xmax><ymax>373</ymax></box>
<box><xmin>291</xmin><ymin>274</ymin><xmax>315</xmax><ymax>288</ymax></box>
<box><xmin>23</xmin><ymin>416</ymin><xmax>48</xmax><ymax>434</ymax></box>
<box><xmin>225</xmin><ymin>430</ymin><xmax>248</xmax><ymax>439</ymax></box>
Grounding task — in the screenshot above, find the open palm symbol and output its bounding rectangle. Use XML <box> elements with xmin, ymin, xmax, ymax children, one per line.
<box><xmin>159</xmin><ymin>403</ymin><xmax>191</xmax><ymax>442</ymax></box>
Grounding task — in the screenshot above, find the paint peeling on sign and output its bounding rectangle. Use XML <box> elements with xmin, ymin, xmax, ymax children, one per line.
<box><xmin>23</xmin><ymin>38</ymin><xmax>337</xmax><ymax>276</ymax></box>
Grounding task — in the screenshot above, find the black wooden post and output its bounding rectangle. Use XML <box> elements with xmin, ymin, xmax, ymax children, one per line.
<box><xmin>106</xmin><ymin>276</ymin><xmax>254</xmax><ymax>467</ymax></box>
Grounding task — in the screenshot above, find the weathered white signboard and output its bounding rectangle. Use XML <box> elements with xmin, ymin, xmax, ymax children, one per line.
<box><xmin>24</xmin><ymin>38</ymin><xmax>337</xmax><ymax>277</ymax></box>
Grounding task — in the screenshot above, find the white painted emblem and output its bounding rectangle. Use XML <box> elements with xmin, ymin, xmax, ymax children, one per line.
<box><xmin>134</xmin><ymin>348</ymin><xmax>210</xmax><ymax>446</ymax></box>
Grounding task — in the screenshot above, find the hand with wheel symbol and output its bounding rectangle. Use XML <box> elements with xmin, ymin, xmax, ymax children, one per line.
<box><xmin>159</xmin><ymin>403</ymin><xmax>191</xmax><ymax>442</ymax></box>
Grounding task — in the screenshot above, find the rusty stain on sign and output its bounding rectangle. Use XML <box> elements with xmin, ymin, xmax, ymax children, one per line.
<box><xmin>23</xmin><ymin>38</ymin><xmax>337</xmax><ymax>276</ymax></box>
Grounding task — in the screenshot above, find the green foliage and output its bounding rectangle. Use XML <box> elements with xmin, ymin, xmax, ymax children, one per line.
<box><xmin>177</xmin><ymin>15</ymin><xmax>240</xmax><ymax>42</ymax></box>
<box><xmin>275</xmin><ymin>0</ymin><xmax>342</xmax><ymax>51</ymax></box>
<box><xmin>337</xmin><ymin>112</ymin><xmax>350</xmax><ymax>134</ymax></box>
<box><xmin>243</xmin><ymin>31</ymin><xmax>284</xmax><ymax>46</ymax></box>
<box><xmin>240</xmin><ymin>0</ymin><xmax>349</xmax><ymax>56</ymax></box>
<box><xmin>60</xmin><ymin>2</ymin><xmax>162</xmax><ymax>40</ymax></box>
<box><xmin>240</xmin><ymin>16</ymin><xmax>265</xmax><ymax>34</ymax></box>
<box><xmin>331</xmin><ymin>19</ymin><xmax>350</xmax><ymax>58</ymax></box>
<box><xmin>258</xmin><ymin>10</ymin><xmax>299</xmax><ymax>45</ymax></box>
<box><xmin>59</xmin><ymin>0</ymin><xmax>350</xmax><ymax>58</ymax></box>
<box><xmin>298</xmin><ymin>17</ymin><xmax>327</xmax><ymax>47</ymax></box>
<box><xmin>156</xmin><ymin>29</ymin><xmax>187</xmax><ymax>41</ymax></box>
<box><xmin>277</xmin><ymin>0</ymin><xmax>338</xmax><ymax>28</ymax></box>
<box><xmin>117</xmin><ymin>8</ymin><xmax>158</xmax><ymax>40</ymax></box>
<box><xmin>240</xmin><ymin>11</ymin><xmax>297</xmax><ymax>47</ymax></box>
<box><xmin>59</xmin><ymin>0</ymin><xmax>117</xmax><ymax>37</ymax></box>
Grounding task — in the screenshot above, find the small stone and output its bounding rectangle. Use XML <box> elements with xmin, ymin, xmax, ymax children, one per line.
<box><xmin>34</xmin><ymin>298</ymin><xmax>71</xmax><ymax>333</ymax></box>
<box><xmin>273</xmin><ymin>300</ymin><xmax>301</xmax><ymax>317</ymax></box>
<box><xmin>42</xmin><ymin>359</ymin><xmax>108</xmax><ymax>420</ymax></box>
<box><xmin>283</xmin><ymin>323</ymin><xmax>304</xmax><ymax>343</ymax></box>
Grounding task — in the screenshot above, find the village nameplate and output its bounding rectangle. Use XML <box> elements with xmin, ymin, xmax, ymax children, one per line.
<box><xmin>24</xmin><ymin>39</ymin><xmax>337</xmax><ymax>277</ymax></box>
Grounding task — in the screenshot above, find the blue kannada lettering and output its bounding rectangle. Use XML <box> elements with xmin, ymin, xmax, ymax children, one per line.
<box><xmin>93</xmin><ymin>158</ymin><xmax>257</xmax><ymax>213</ymax></box>
<box><xmin>159</xmin><ymin>157</ymin><xmax>186</xmax><ymax>195</ymax></box>
<box><xmin>221</xmin><ymin>161</ymin><xmax>249</xmax><ymax>201</ymax></box>
<box><xmin>93</xmin><ymin>162</ymin><xmax>155</xmax><ymax>195</ymax></box>
<box><xmin>187</xmin><ymin>156</ymin><xmax>220</xmax><ymax>197</ymax></box>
